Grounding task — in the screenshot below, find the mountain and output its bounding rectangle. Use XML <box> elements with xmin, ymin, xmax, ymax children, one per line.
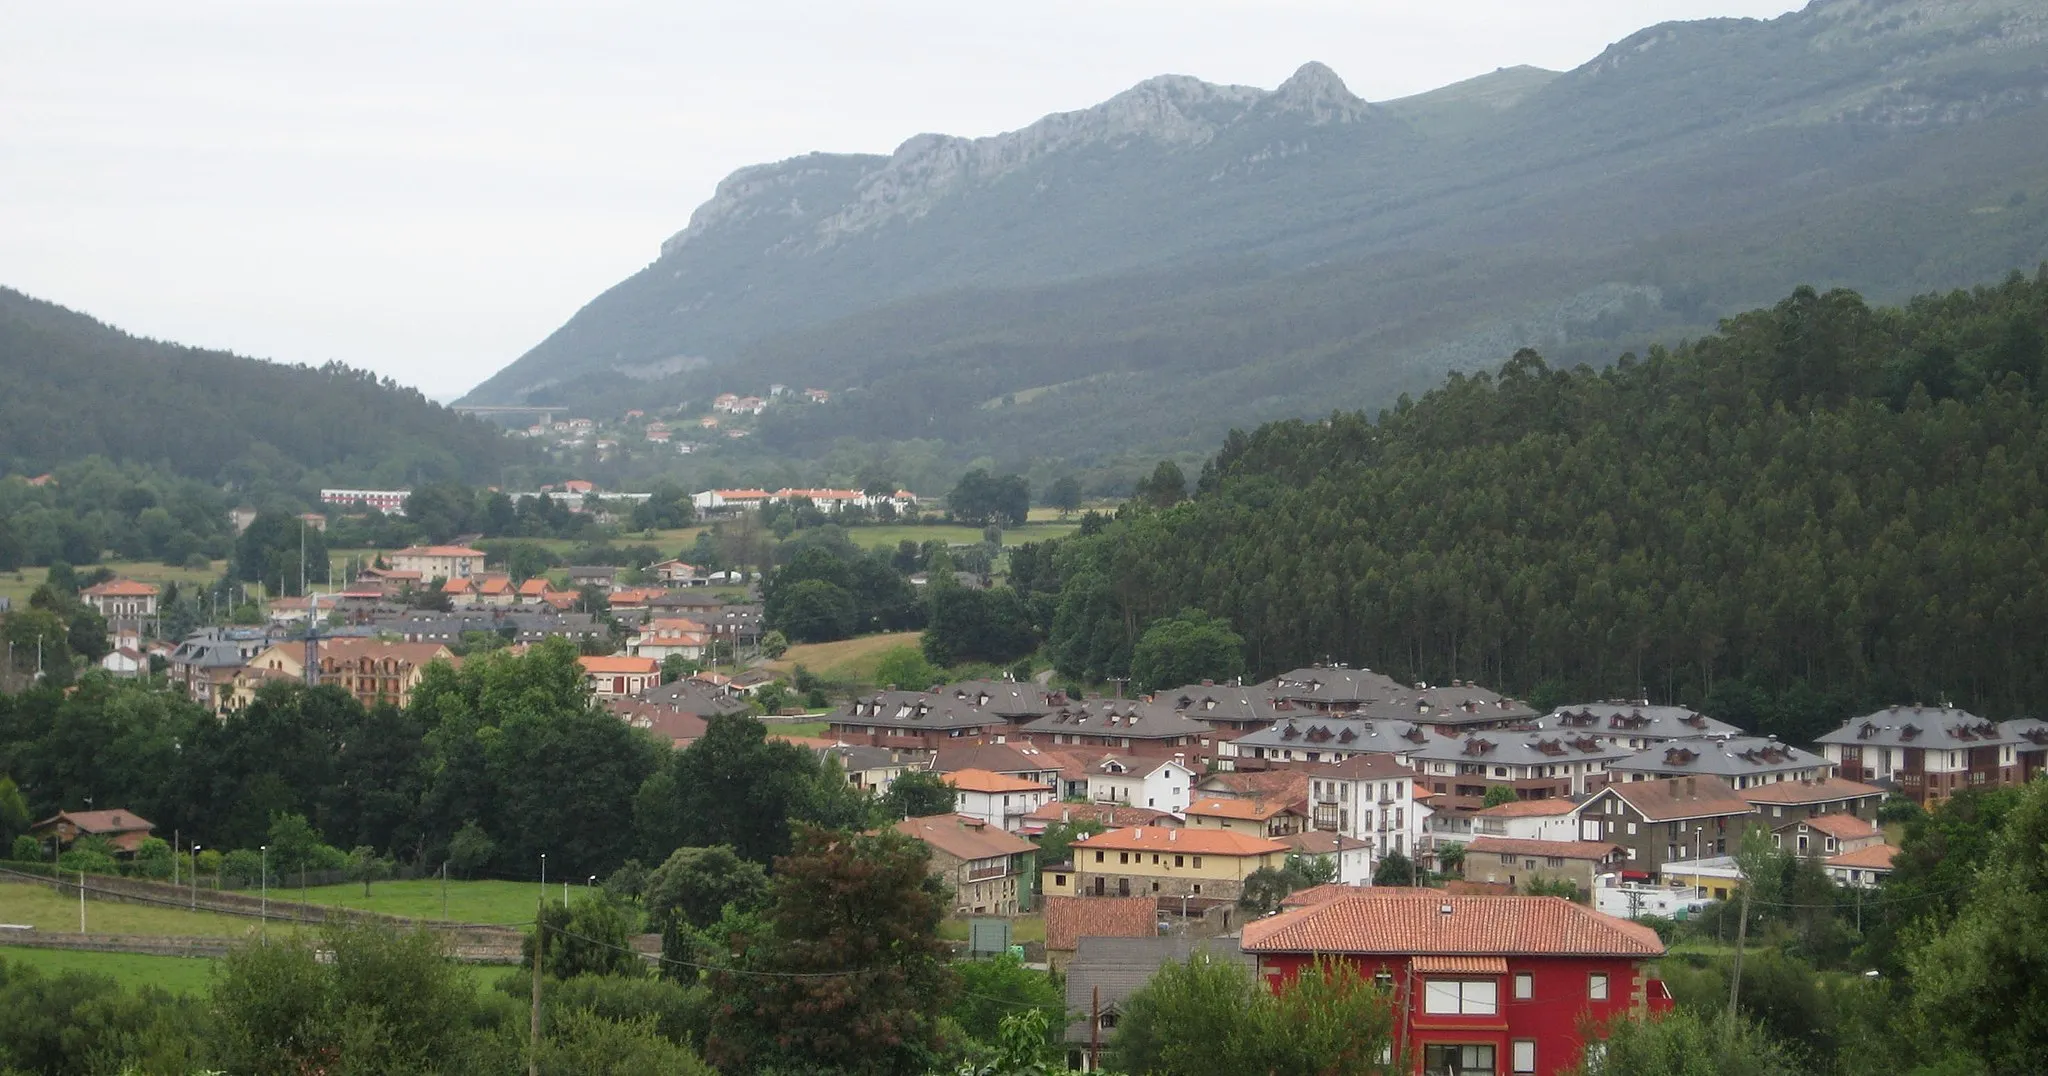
<box><xmin>465</xmin><ymin>0</ymin><xmax>2048</xmax><ymax>469</ymax></box>
<box><xmin>0</xmin><ymin>287</ymin><xmax>526</xmax><ymax>485</ymax></box>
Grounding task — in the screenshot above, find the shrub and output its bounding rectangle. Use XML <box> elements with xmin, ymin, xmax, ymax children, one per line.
<box><xmin>10</xmin><ymin>834</ymin><xmax>43</xmax><ymax>861</ymax></box>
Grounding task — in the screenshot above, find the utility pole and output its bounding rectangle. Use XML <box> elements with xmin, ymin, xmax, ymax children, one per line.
<box><xmin>528</xmin><ymin>897</ymin><xmax>544</xmax><ymax>1076</ymax></box>
<box><xmin>442</xmin><ymin>861</ymin><xmax>449</xmax><ymax>921</ymax></box>
<box><xmin>1727</xmin><ymin>877</ymin><xmax>1755</xmax><ymax>1027</ymax></box>
<box><xmin>191</xmin><ymin>845</ymin><xmax>200</xmax><ymax>909</ymax></box>
<box><xmin>78</xmin><ymin>870</ymin><xmax>86</xmax><ymax>933</ymax></box>
<box><xmin>1089</xmin><ymin>985</ymin><xmax>1101</xmax><ymax>1072</ymax></box>
<box><xmin>260</xmin><ymin>845</ymin><xmax>268</xmax><ymax>941</ymax></box>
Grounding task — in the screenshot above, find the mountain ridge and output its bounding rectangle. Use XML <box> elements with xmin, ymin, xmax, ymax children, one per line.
<box><xmin>464</xmin><ymin>0</ymin><xmax>2048</xmax><ymax>472</ymax></box>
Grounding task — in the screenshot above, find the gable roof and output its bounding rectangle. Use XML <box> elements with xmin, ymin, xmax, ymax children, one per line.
<box><xmin>1739</xmin><ymin>777</ymin><xmax>1886</xmax><ymax>806</ymax></box>
<box><xmin>1281</xmin><ymin>883</ymin><xmax>1372</xmax><ymax>909</ymax></box>
<box><xmin>1279</xmin><ymin>831</ymin><xmax>1371</xmax><ymax>855</ymax></box>
<box><xmin>1064</xmin><ymin>937</ymin><xmax>1253</xmax><ymax>1043</ymax></box>
<box><xmin>892</xmin><ymin>814</ymin><xmax>1035</xmax><ymax>862</ymax></box>
<box><xmin>931</xmin><ymin>743</ymin><xmax>1066</xmax><ymax>776</ymax></box>
<box><xmin>1537</xmin><ymin>703</ymin><xmax>1739</xmax><ymax>740</ymax></box>
<box><xmin>579</xmin><ymin>655</ymin><xmax>660</xmax><ymax>675</ymax></box>
<box><xmin>944</xmin><ymin>768</ymin><xmax>1052</xmax><ymax>795</ymax></box>
<box><xmin>36</xmin><ymin>809</ymin><xmax>154</xmax><ymax>834</ymax></box>
<box><xmin>1241</xmin><ymin>891</ymin><xmax>1664</xmax><ymax>958</ymax></box>
<box><xmin>1474</xmin><ymin>798</ymin><xmax>1580</xmax><ymax>819</ymax></box>
<box><xmin>1185</xmin><ymin>796</ymin><xmax>1300</xmax><ymax>822</ymax></box>
<box><xmin>1825</xmin><ymin>843</ymin><xmax>1899</xmax><ymax>870</ymax></box>
<box><xmin>1022</xmin><ymin>697</ymin><xmax>1213</xmax><ymax>740</ymax></box>
<box><xmin>1466</xmin><ymin>837</ymin><xmax>1623</xmax><ymax>861</ymax></box>
<box><xmin>1611</xmin><ymin>736</ymin><xmax>1827</xmax><ymax>778</ymax></box>
<box><xmin>83</xmin><ymin>579</ymin><xmax>160</xmax><ymax>598</ymax></box>
<box><xmin>1073</xmin><ymin>827</ymin><xmax>1287</xmax><ymax>857</ymax></box>
<box><xmin>1596</xmin><ymin>778</ymin><xmax>1755</xmax><ymax>822</ymax></box>
<box><xmin>1779</xmin><ymin>814</ymin><xmax>1878</xmax><ymax>841</ymax></box>
<box><xmin>1197</xmin><ymin>770</ymin><xmax>1311</xmax><ymax>803</ymax></box>
<box><xmin>1299</xmin><ymin>753</ymin><xmax>1417</xmax><ymax>782</ymax></box>
<box><xmin>1025</xmin><ymin>801</ymin><xmax>1180</xmax><ymax>830</ymax></box>
<box><xmin>1043</xmin><ymin>895</ymin><xmax>1159</xmax><ymax>953</ymax></box>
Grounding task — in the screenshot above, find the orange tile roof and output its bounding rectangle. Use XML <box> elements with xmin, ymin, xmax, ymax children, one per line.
<box><xmin>442</xmin><ymin>577</ymin><xmax>474</xmax><ymax>594</ymax></box>
<box><xmin>1281</xmin><ymin>883</ymin><xmax>1371</xmax><ymax>909</ymax></box>
<box><xmin>477</xmin><ymin>576</ymin><xmax>513</xmax><ymax>595</ymax></box>
<box><xmin>36</xmin><ymin>809</ymin><xmax>154</xmax><ymax>834</ymax></box>
<box><xmin>397</xmin><ymin>545</ymin><xmax>486</xmax><ymax>557</ymax></box>
<box><xmin>944</xmin><ymin>768</ymin><xmax>1052</xmax><ymax>794</ymax></box>
<box><xmin>518</xmin><ymin>578</ymin><xmax>552</xmax><ymax>596</ymax></box>
<box><xmin>1474</xmin><ymin>798</ymin><xmax>1581</xmax><ymax>818</ymax></box>
<box><xmin>1186</xmin><ymin>796</ymin><xmax>1297</xmax><ymax>822</ymax></box>
<box><xmin>1602</xmin><ymin>779</ymin><xmax>1755</xmax><ymax>822</ymax></box>
<box><xmin>1241</xmin><ymin>891</ymin><xmax>1665</xmax><ymax>958</ymax></box>
<box><xmin>893</xmin><ymin>814</ymin><xmax>1035</xmax><ymax>862</ymax></box>
<box><xmin>1042</xmin><ymin>896</ymin><xmax>1158</xmax><ymax>952</ymax></box>
<box><xmin>83</xmin><ymin>579</ymin><xmax>160</xmax><ymax>597</ymax></box>
<box><xmin>1788</xmin><ymin>814</ymin><xmax>1879</xmax><ymax>841</ymax></box>
<box><xmin>1024</xmin><ymin>801</ymin><xmax>1179</xmax><ymax>828</ymax></box>
<box><xmin>1825</xmin><ymin>843</ymin><xmax>1898</xmax><ymax>870</ymax></box>
<box><xmin>1466</xmin><ymin>837</ymin><xmax>1623</xmax><ymax>861</ymax></box>
<box><xmin>1740</xmin><ymin>778</ymin><xmax>1885</xmax><ymax>805</ymax></box>
<box><xmin>579</xmin><ymin>655</ymin><xmax>660</xmax><ymax>675</ymax></box>
<box><xmin>1074</xmin><ymin>827</ymin><xmax>1287</xmax><ymax>857</ymax></box>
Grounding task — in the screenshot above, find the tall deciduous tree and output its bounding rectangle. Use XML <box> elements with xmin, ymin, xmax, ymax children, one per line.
<box><xmin>1129</xmin><ymin>610</ymin><xmax>1245</xmax><ymax>693</ymax></box>
<box><xmin>643</xmin><ymin>845</ymin><xmax>770</xmax><ymax>930</ymax></box>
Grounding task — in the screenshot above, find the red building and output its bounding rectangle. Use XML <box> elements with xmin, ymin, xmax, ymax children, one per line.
<box><xmin>1241</xmin><ymin>890</ymin><xmax>1671</xmax><ymax>1076</ymax></box>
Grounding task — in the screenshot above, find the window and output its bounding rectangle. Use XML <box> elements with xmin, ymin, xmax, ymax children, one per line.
<box><xmin>1098</xmin><ymin>1012</ymin><xmax>1118</xmax><ymax>1030</ymax></box>
<box><xmin>1192</xmin><ymin>856</ymin><xmax>1203</xmax><ymax>868</ymax></box>
<box><xmin>1626</xmin><ymin>822</ymin><xmax>1637</xmax><ymax>835</ymax></box>
<box><xmin>1589</xmin><ymin>972</ymin><xmax>1609</xmax><ymax>1000</ymax></box>
<box><xmin>1120</xmin><ymin>852</ymin><xmax>1130</xmax><ymax>864</ymax></box>
<box><xmin>1511</xmin><ymin>1040</ymin><xmax>1536</xmax><ymax>1074</ymax></box>
<box><xmin>1094</xmin><ymin>850</ymin><xmax>1103</xmax><ymax>863</ymax></box>
<box><xmin>1423</xmin><ymin>1043</ymin><xmax>1496</xmax><ymax>1076</ymax></box>
<box><xmin>1514</xmin><ymin>973</ymin><xmax>1532</xmax><ymax>1000</ymax></box>
<box><xmin>1174</xmin><ymin>855</ymin><xmax>1184</xmax><ymax>867</ymax></box>
<box><xmin>1423</xmin><ymin>979</ymin><xmax>1498</xmax><ymax>1015</ymax></box>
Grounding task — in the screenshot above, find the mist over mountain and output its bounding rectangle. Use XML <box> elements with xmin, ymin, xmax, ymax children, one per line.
<box><xmin>465</xmin><ymin>0</ymin><xmax>2048</xmax><ymax>468</ymax></box>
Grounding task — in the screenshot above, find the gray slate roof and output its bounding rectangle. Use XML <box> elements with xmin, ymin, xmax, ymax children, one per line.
<box><xmin>1815</xmin><ymin>706</ymin><xmax>2009</xmax><ymax>750</ymax></box>
<box><xmin>1235</xmin><ymin>715</ymin><xmax>1632</xmax><ymax>768</ymax></box>
<box><xmin>1610</xmin><ymin>736</ymin><xmax>1825</xmax><ymax>779</ymax></box>
<box><xmin>1535</xmin><ymin>703</ymin><xmax>1740</xmax><ymax>741</ymax></box>
<box><xmin>1063</xmin><ymin>936</ymin><xmax>1252</xmax><ymax>1043</ymax></box>
<box><xmin>836</xmin><ymin>690</ymin><xmax>1017</xmax><ymax>732</ymax></box>
<box><xmin>1023</xmin><ymin>698</ymin><xmax>1214</xmax><ymax>741</ymax></box>
<box><xmin>636</xmin><ymin>679</ymin><xmax>752</xmax><ymax>715</ymax></box>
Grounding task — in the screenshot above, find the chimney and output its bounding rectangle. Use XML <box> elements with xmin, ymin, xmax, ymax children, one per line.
<box><xmin>1684</xmin><ymin>776</ymin><xmax>1696</xmax><ymax>796</ymax></box>
<box><xmin>1666</xmin><ymin>778</ymin><xmax>1680</xmax><ymax>798</ymax></box>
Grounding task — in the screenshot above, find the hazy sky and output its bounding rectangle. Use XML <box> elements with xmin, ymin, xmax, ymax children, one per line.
<box><xmin>0</xmin><ymin>1</ymin><xmax>1805</xmax><ymax>400</ymax></box>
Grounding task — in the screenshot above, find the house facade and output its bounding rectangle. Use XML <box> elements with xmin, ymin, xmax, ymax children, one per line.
<box><xmin>81</xmin><ymin>579</ymin><xmax>159</xmax><ymax>621</ymax></box>
<box><xmin>1608</xmin><ymin>736</ymin><xmax>1833</xmax><ymax>790</ymax></box>
<box><xmin>1084</xmin><ymin>758</ymin><xmax>1196</xmax><ymax>815</ymax></box>
<box><xmin>1569</xmin><ymin>778</ymin><xmax>1756</xmax><ymax>882</ymax></box>
<box><xmin>317</xmin><ymin>639</ymin><xmax>455</xmax><ymax>710</ymax></box>
<box><xmin>629</xmin><ymin>618</ymin><xmax>707</xmax><ymax>662</ymax></box>
<box><xmin>1461</xmin><ymin>837</ymin><xmax>1625</xmax><ymax>895</ymax></box>
<box><xmin>1065</xmin><ymin>827</ymin><xmax>1289</xmax><ymax>902</ymax></box>
<box><xmin>388</xmin><ymin>545</ymin><xmax>485</xmax><ymax>581</ymax></box>
<box><xmin>578</xmin><ymin>655</ymin><xmax>661</xmax><ymax>699</ymax></box>
<box><xmin>1183</xmin><ymin>796</ymin><xmax>1308</xmax><ymax>839</ymax></box>
<box><xmin>1816</xmin><ymin>706</ymin><xmax>2035</xmax><ymax>805</ymax></box>
<box><xmin>894</xmin><ymin>814</ymin><xmax>1037</xmax><ymax>915</ymax></box>
<box><xmin>1301</xmin><ymin>753</ymin><xmax>1426</xmax><ymax>873</ymax></box>
<box><xmin>1241</xmin><ymin>891</ymin><xmax>1672</xmax><ymax>1076</ymax></box>
<box><xmin>946</xmin><ymin>769</ymin><xmax>1054</xmax><ymax>832</ymax></box>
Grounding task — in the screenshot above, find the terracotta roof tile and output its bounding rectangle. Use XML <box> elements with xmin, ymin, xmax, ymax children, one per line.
<box><xmin>1241</xmin><ymin>891</ymin><xmax>1664</xmax><ymax>957</ymax></box>
<box><xmin>1740</xmin><ymin>778</ymin><xmax>1885</xmax><ymax>805</ymax></box>
<box><xmin>1601</xmin><ymin>779</ymin><xmax>1755</xmax><ymax>822</ymax></box>
<box><xmin>1074</xmin><ymin>827</ymin><xmax>1287</xmax><ymax>857</ymax></box>
<box><xmin>1043</xmin><ymin>896</ymin><xmax>1158</xmax><ymax>952</ymax></box>
<box><xmin>1281</xmin><ymin>883</ymin><xmax>1371</xmax><ymax>909</ymax></box>
<box><xmin>1825</xmin><ymin>843</ymin><xmax>1898</xmax><ymax>870</ymax></box>
<box><xmin>1788</xmin><ymin>814</ymin><xmax>1879</xmax><ymax>841</ymax></box>
<box><xmin>892</xmin><ymin>814</ymin><xmax>1036</xmax><ymax>862</ymax></box>
<box><xmin>944</xmin><ymin>768</ymin><xmax>1052</xmax><ymax>794</ymax></box>
<box><xmin>1186</xmin><ymin>796</ymin><xmax>1298</xmax><ymax>822</ymax></box>
<box><xmin>579</xmin><ymin>655</ymin><xmax>660</xmax><ymax>675</ymax></box>
<box><xmin>1466</xmin><ymin>837</ymin><xmax>1622</xmax><ymax>861</ymax></box>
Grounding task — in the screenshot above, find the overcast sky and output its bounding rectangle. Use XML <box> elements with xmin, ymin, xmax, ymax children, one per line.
<box><xmin>0</xmin><ymin>1</ymin><xmax>1805</xmax><ymax>400</ymax></box>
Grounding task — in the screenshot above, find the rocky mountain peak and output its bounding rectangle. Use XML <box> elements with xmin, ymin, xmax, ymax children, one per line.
<box><xmin>1266</xmin><ymin>61</ymin><xmax>1373</xmax><ymax>123</ymax></box>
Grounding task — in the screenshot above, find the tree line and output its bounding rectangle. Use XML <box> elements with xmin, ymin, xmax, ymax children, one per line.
<box><xmin>1044</xmin><ymin>271</ymin><xmax>2048</xmax><ymax>737</ymax></box>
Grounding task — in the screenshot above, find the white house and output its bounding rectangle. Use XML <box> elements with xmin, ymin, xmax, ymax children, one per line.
<box><xmin>387</xmin><ymin>545</ymin><xmax>485</xmax><ymax>581</ymax></box>
<box><xmin>1469</xmin><ymin>798</ymin><xmax>1581</xmax><ymax>842</ymax></box>
<box><xmin>1085</xmin><ymin>758</ymin><xmax>1197</xmax><ymax>816</ymax></box>
<box><xmin>629</xmin><ymin>618</ymin><xmax>708</xmax><ymax>662</ymax></box>
<box><xmin>1299</xmin><ymin>753</ymin><xmax>1427</xmax><ymax>876</ymax></box>
<box><xmin>945</xmin><ymin>769</ymin><xmax>1055</xmax><ymax>832</ymax></box>
<box><xmin>1280</xmin><ymin>830</ymin><xmax>1373</xmax><ymax>885</ymax></box>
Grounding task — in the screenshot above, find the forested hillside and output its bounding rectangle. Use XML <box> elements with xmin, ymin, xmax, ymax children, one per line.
<box><xmin>1047</xmin><ymin>269</ymin><xmax>2048</xmax><ymax>740</ymax></box>
<box><xmin>0</xmin><ymin>288</ymin><xmax>525</xmax><ymax>486</ymax></box>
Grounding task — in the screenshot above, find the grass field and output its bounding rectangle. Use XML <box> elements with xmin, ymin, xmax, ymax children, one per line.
<box><xmin>291</xmin><ymin>879</ymin><xmax>551</xmax><ymax>926</ymax></box>
<box><xmin>0</xmin><ymin>883</ymin><xmax>259</xmax><ymax>936</ymax></box>
<box><xmin>774</xmin><ymin>720</ymin><xmax>830</xmax><ymax>738</ymax></box>
<box><xmin>0</xmin><ymin>946</ymin><xmax>518</xmax><ymax>995</ymax></box>
<box><xmin>0</xmin><ymin>559</ymin><xmax>228</xmax><ymax>606</ymax></box>
<box><xmin>766</xmin><ymin>632</ymin><xmax>923</xmax><ymax>682</ymax></box>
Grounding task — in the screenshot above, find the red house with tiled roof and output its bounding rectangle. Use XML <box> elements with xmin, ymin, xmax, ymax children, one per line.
<box><xmin>1041</xmin><ymin>894</ymin><xmax>1158</xmax><ymax>973</ymax></box>
<box><xmin>1242</xmin><ymin>891</ymin><xmax>1672</xmax><ymax>1076</ymax></box>
<box><xmin>30</xmin><ymin>809</ymin><xmax>157</xmax><ymax>854</ymax></box>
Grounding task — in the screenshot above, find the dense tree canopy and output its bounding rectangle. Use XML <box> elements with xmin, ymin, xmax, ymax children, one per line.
<box><xmin>1049</xmin><ymin>274</ymin><xmax>2048</xmax><ymax>729</ymax></box>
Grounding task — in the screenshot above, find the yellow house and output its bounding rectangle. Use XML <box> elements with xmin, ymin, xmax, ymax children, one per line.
<box><xmin>1057</xmin><ymin>826</ymin><xmax>1289</xmax><ymax>903</ymax></box>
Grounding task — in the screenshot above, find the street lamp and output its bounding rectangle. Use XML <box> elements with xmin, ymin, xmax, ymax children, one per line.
<box><xmin>539</xmin><ymin>853</ymin><xmax>546</xmax><ymax>905</ymax></box>
<box><xmin>191</xmin><ymin>845</ymin><xmax>201</xmax><ymax>910</ymax></box>
<box><xmin>260</xmin><ymin>845</ymin><xmax>268</xmax><ymax>940</ymax></box>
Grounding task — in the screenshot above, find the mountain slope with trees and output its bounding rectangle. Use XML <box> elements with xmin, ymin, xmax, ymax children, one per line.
<box><xmin>1045</xmin><ymin>269</ymin><xmax>2048</xmax><ymax>741</ymax></box>
<box><xmin>466</xmin><ymin>0</ymin><xmax>2048</xmax><ymax>471</ymax></box>
<box><xmin>0</xmin><ymin>287</ymin><xmax>526</xmax><ymax>486</ymax></box>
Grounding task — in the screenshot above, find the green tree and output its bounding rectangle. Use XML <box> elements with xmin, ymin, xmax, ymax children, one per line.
<box><xmin>771</xmin><ymin>579</ymin><xmax>858</xmax><ymax>643</ymax></box>
<box><xmin>706</xmin><ymin>826</ymin><xmax>952</xmax><ymax>1075</ymax></box>
<box><xmin>1132</xmin><ymin>460</ymin><xmax>1188</xmax><ymax>509</ymax></box>
<box><xmin>949</xmin><ymin>469</ymin><xmax>1030</xmax><ymax>527</ymax></box>
<box><xmin>1129</xmin><ymin>610</ymin><xmax>1243</xmax><ymax>693</ymax></box>
<box><xmin>1238</xmin><ymin>865</ymin><xmax>1297</xmax><ymax>917</ymax></box>
<box><xmin>538</xmin><ymin>1007</ymin><xmax>715</xmax><ymax>1075</ymax></box>
<box><xmin>1373</xmin><ymin>849</ymin><xmax>1417</xmax><ymax>887</ymax></box>
<box><xmin>345</xmin><ymin>844</ymin><xmax>391</xmax><ymax>897</ymax></box>
<box><xmin>759</xmin><ymin>630</ymin><xmax>789</xmax><ymax>659</ymax></box>
<box><xmin>1904</xmin><ymin>774</ymin><xmax>2048</xmax><ymax>1072</ymax></box>
<box><xmin>1046</xmin><ymin>476</ymin><xmax>1084</xmax><ymax>516</ymax></box>
<box><xmin>949</xmin><ymin>953</ymin><xmax>1063</xmax><ymax>1052</ymax></box>
<box><xmin>880</xmin><ymin>769</ymin><xmax>957</xmax><ymax>820</ymax></box>
<box><xmin>872</xmin><ymin>645</ymin><xmax>943</xmax><ymax>690</ymax></box>
<box><xmin>1574</xmin><ymin>1007</ymin><xmax>1806</xmax><ymax>1076</ymax></box>
<box><xmin>526</xmin><ymin>896</ymin><xmax>647</xmax><ymax>980</ymax></box>
<box><xmin>922</xmin><ymin>586</ymin><xmax>1038</xmax><ymax>667</ymax></box>
<box><xmin>643</xmin><ymin>845</ymin><xmax>770</xmax><ymax>930</ymax></box>
<box><xmin>636</xmin><ymin>713</ymin><xmax>831</xmax><ymax>865</ymax></box>
<box><xmin>1034</xmin><ymin>818</ymin><xmax>1106</xmax><ymax>870</ymax></box>
<box><xmin>447</xmin><ymin>819</ymin><xmax>495</xmax><ymax>879</ymax></box>
<box><xmin>1481</xmin><ymin>785</ymin><xmax>1520</xmax><ymax>809</ymax></box>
